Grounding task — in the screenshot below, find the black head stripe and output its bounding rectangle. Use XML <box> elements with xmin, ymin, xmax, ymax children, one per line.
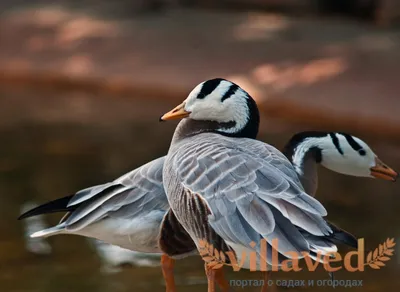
<box><xmin>283</xmin><ymin>131</ymin><xmax>328</xmax><ymax>158</ymax></box>
<box><xmin>197</xmin><ymin>78</ymin><xmax>225</xmax><ymax>99</ymax></box>
<box><xmin>311</xmin><ymin>146</ymin><xmax>322</xmax><ymax>163</ymax></box>
<box><xmin>340</xmin><ymin>133</ymin><xmax>366</xmax><ymax>156</ymax></box>
<box><xmin>221</xmin><ymin>83</ymin><xmax>239</xmax><ymax>102</ymax></box>
<box><xmin>329</xmin><ymin>133</ymin><xmax>344</xmax><ymax>155</ymax></box>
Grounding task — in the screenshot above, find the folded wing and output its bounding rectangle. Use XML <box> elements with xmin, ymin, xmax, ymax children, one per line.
<box><xmin>172</xmin><ymin>136</ymin><xmax>334</xmax><ymax>263</ymax></box>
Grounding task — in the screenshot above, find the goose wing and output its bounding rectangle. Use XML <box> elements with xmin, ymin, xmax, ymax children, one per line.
<box><xmin>171</xmin><ymin>135</ymin><xmax>332</xmax><ymax>259</ymax></box>
<box><xmin>64</xmin><ymin>156</ymin><xmax>168</xmax><ymax>231</ymax></box>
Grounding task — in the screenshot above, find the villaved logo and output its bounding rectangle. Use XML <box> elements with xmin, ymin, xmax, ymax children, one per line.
<box><xmin>198</xmin><ymin>238</ymin><xmax>396</xmax><ymax>272</ymax></box>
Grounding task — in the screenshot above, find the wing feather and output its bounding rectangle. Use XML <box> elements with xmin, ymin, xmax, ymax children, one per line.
<box><xmin>169</xmin><ymin>134</ymin><xmax>332</xmax><ymax>259</ymax></box>
<box><xmin>65</xmin><ymin>157</ymin><xmax>168</xmax><ymax>230</ymax></box>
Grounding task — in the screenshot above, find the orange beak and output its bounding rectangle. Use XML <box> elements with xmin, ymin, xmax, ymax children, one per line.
<box><xmin>370</xmin><ymin>157</ymin><xmax>398</xmax><ymax>182</ymax></box>
<box><xmin>160</xmin><ymin>102</ymin><xmax>191</xmax><ymax>121</ymax></box>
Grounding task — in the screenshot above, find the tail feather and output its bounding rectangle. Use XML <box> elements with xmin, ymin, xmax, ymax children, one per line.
<box><xmin>327</xmin><ymin>222</ymin><xmax>358</xmax><ymax>249</ymax></box>
<box><xmin>298</xmin><ymin>221</ymin><xmax>357</xmax><ymax>266</ymax></box>
<box><xmin>18</xmin><ymin>195</ymin><xmax>74</xmax><ymax>220</ymax></box>
<box><xmin>30</xmin><ymin>223</ymin><xmax>66</xmax><ymax>238</ymax></box>
<box><xmin>308</xmin><ymin>251</ymin><xmax>327</xmax><ymax>263</ymax></box>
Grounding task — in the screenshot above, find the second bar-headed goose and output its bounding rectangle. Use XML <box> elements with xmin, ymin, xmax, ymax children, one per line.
<box><xmin>283</xmin><ymin>131</ymin><xmax>397</xmax><ymax>196</ymax></box>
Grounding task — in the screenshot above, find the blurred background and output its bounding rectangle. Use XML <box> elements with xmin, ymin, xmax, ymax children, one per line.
<box><xmin>1</xmin><ymin>0</ymin><xmax>400</xmax><ymax>291</ymax></box>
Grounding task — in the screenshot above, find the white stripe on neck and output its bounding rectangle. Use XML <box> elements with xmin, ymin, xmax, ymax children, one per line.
<box><xmin>291</xmin><ymin>137</ymin><xmax>322</xmax><ymax>176</ymax></box>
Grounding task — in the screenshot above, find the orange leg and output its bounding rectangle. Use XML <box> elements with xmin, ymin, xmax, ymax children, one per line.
<box><xmin>214</xmin><ymin>267</ymin><xmax>234</xmax><ymax>292</ymax></box>
<box><xmin>261</xmin><ymin>271</ymin><xmax>277</xmax><ymax>292</ymax></box>
<box><xmin>204</xmin><ymin>263</ymin><xmax>216</xmax><ymax>292</ymax></box>
<box><xmin>161</xmin><ymin>254</ymin><xmax>176</xmax><ymax>292</ymax></box>
<box><xmin>205</xmin><ymin>264</ymin><xmax>235</xmax><ymax>292</ymax></box>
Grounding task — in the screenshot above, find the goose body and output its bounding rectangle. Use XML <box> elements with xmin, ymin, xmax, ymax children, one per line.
<box><xmin>162</xmin><ymin>128</ymin><xmax>338</xmax><ymax>269</ymax></box>
<box><xmin>159</xmin><ymin>78</ymin><xmax>397</xmax><ymax>278</ymax></box>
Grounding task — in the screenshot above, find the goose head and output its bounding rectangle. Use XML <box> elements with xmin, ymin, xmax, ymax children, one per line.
<box><xmin>160</xmin><ymin>78</ymin><xmax>259</xmax><ymax>139</ymax></box>
<box><xmin>286</xmin><ymin>131</ymin><xmax>398</xmax><ymax>181</ymax></box>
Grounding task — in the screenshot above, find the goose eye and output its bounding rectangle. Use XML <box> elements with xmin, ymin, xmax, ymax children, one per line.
<box><xmin>359</xmin><ymin>149</ymin><xmax>366</xmax><ymax>156</ymax></box>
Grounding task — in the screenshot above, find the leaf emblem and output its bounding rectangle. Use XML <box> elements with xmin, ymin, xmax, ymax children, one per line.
<box><xmin>369</xmin><ymin>263</ymin><xmax>380</xmax><ymax>269</ymax></box>
<box><xmin>386</xmin><ymin>238</ymin><xmax>396</xmax><ymax>248</ymax></box>
<box><xmin>214</xmin><ymin>248</ymin><xmax>220</xmax><ymax>260</ymax></box>
<box><xmin>365</xmin><ymin>238</ymin><xmax>396</xmax><ymax>270</ymax></box>
<box><xmin>198</xmin><ymin>238</ymin><xmax>230</xmax><ymax>269</ymax></box>
<box><xmin>202</xmin><ymin>256</ymin><xmax>214</xmax><ymax>263</ymax></box>
<box><xmin>211</xmin><ymin>263</ymin><xmax>224</xmax><ymax>270</ymax></box>
<box><xmin>220</xmin><ymin>251</ymin><xmax>226</xmax><ymax>263</ymax></box>
<box><xmin>373</xmin><ymin>248</ymin><xmax>378</xmax><ymax>259</ymax></box>
<box><xmin>366</xmin><ymin>251</ymin><xmax>372</xmax><ymax>263</ymax></box>
<box><xmin>208</xmin><ymin>243</ymin><xmax>214</xmax><ymax>255</ymax></box>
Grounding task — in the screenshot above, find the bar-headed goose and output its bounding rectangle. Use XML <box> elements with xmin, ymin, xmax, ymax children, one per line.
<box><xmin>18</xmin><ymin>79</ymin><xmax>397</xmax><ymax>291</ymax></box>
<box><xmin>159</xmin><ymin>78</ymin><xmax>397</xmax><ymax>292</ymax></box>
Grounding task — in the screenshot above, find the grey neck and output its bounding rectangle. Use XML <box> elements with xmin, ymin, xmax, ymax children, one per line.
<box><xmin>295</xmin><ymin>150</ymin><xmax>319</xmax><ymax>197</ymax></box>
<box><xmin>169</xmin><ymin>117</ymin><xmax>258</xmax><ymax>148</ymax></box>
<box><xmin>170</xmin><ymin>119</ymin><xmax>228</xmax><ymax>144</ymax></box>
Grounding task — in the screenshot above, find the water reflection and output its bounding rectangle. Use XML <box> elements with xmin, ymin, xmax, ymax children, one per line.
<box><xmin>1</xmin><ymin>88</ymin><xmax>399</xmax><ymax>291</ymax></box>
<box><xmin>89</xmin><ymin>240</ymin><xmax>161</xmax><ymax>274</ymax></box>
<box><xmin>21</xmin><ymin>201</ymin><xmax>52</xmax><ymax>255</ymax></box>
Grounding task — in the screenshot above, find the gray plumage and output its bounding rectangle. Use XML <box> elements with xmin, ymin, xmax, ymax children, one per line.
<box><xmin>163</xmin><ymin>120</ymin><xmax>339</xmax><ymax>266</ymax></box>
<box><xmin>27</xmin><ymin>157</ymin><xmax>169</xmax><ymax>253</ymax></box>
<box><xmin>20</xmin><ymin>130</ymin><xmax>361</xmax><ymax>261</ymax></box>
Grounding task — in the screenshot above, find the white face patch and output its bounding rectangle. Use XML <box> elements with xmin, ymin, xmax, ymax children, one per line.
<box><xmin>183</xmin><ymin>79</ymin><xmax>250</xmax><ymax>134</ymax></box>
<box><xmin>320</xmin><ymin>134</ymin><xmax>376</xmax><ymax>177</ymax></box>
